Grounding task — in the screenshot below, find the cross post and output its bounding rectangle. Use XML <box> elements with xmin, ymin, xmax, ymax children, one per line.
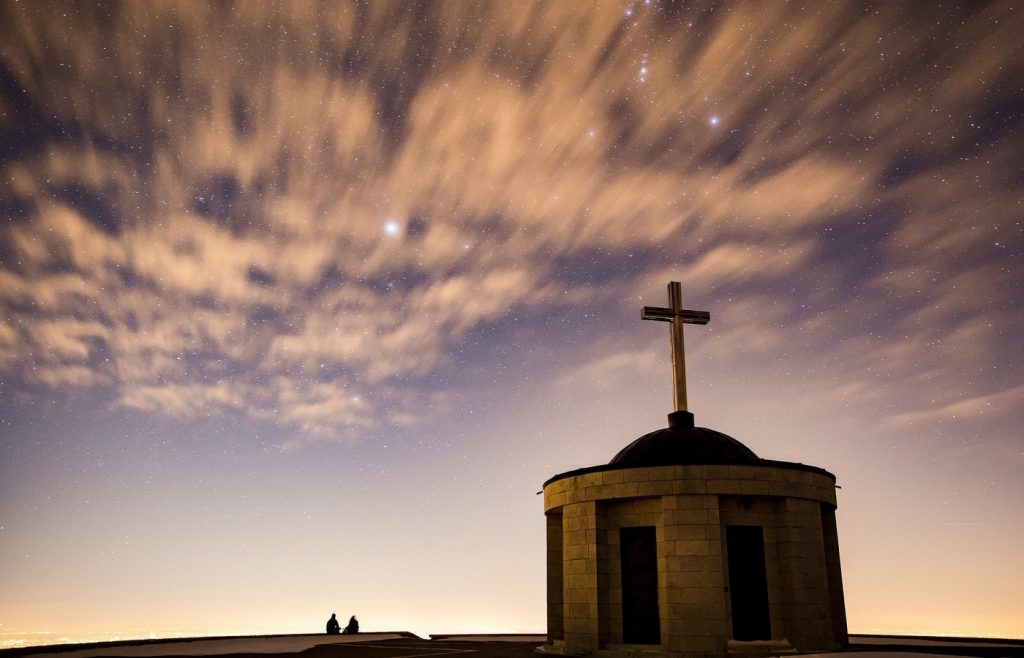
<box><xmin>641</xmin><ymin>281</ymin><xmax>710</xmax><ymax>412</ymax></box>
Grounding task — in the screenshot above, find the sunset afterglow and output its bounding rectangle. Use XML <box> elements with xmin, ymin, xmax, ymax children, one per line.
<box><xmin>1</xmin><ymin>0</ymin><xmax>1022</xmax><ymax>648</ymax></box>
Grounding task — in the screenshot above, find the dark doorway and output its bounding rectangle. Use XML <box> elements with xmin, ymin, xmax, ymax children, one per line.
<box><xmin>620</xmin><ymin>526</ymin><xmax>660</xmax><ymax>644</ymax></box>
<box><xmin>726</xmin><ymin>525</ymin><xmax>771</xmax><ymax>640</ymax></box>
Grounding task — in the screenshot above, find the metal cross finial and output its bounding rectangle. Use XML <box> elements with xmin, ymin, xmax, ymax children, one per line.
<box><xmin>641</xmin><ymin>281</ymin><xmax>710</xmax><ymax>412</ymax></box>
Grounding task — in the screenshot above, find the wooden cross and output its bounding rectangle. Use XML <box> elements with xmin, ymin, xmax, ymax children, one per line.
<box><xmin>641</xmin><ymin>281</ymin><xmax>710</xmax><ymax>412</ymax></box>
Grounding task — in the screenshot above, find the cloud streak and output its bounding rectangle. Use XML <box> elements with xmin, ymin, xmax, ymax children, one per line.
<box><xmin>0</xmin><ymin>0</ymin><xmax>1020</xmax><ymax>443</ymax></box>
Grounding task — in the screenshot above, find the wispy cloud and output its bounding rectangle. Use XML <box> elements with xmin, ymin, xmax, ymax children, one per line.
<box><xmin>1</xmin><ymin>1</ymin><xmax>1020</xmax><ymax>442</ymax></box>
<box><xmin>883</xmin><ymin>383</ymin><xmax>1024</xmax><ymax>428</ymax></box>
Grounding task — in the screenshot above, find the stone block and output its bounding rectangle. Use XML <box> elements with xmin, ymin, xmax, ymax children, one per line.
<box><xmin>614</xmin><ymin>512</ymin><xmax>637</xmax><ymax>527</ymax></box>
<box><xmin>564</xmin><ymin>500</ymin><xmax>592</xmax><ymax>516</ymax></box>
<box><xmin>728</xmin><ymin>465</ymin><xmax>757</xmax><ymax>480</ymax></box>
<box><xmin>665</xmin><ymin>553</ymin><xmax>719</xmax><ymax>573</ymax></box>
<box><xmin>564</xmin><ymin>587</ymin><xmax>597</xmax><ymax>604</ymax></box>
<box><xmin>665</xmin><ymin>509</ymin><xmax>710</xmax><ymax>524</ymax></box>
<box><xmin>545</xmin><ymin>491</ymin><xmax>568</xmax><ymax>510</ymax></box>
<box><xmin>665</xmin><ymin>571</ymin><xmax>723</xmax><ymax>590</ymax></box>
<box><xmin>708</xmin><ymin>478</ymin><xmax>748</xmax><ymax>495</ymax></box>
<box><xmin>665</xmin><ymin>571</ymin><xmax>688</xmax><ymax>588</ymax></box>
<box><xmin>778</xmin><ymin>469</ymin><xmax>802</xmax><ymax>483</ymax></box>
<box><xmin>782</xmin><ymin>499</ymin><xmax>815</xmax><ymax>515</ymax></box>
<box><xmin>637</xmin><ymin>481</ymin><xmax>670</xmax><ymax>496</ymax></box>
<box><xmin>664</xmin><ymin>525</ymin><xmax>707</xmax><ymax>541</ymax></box>
<box><xmin>670</xmin><ymin>479</ymin><xmax>709</xmax><ymax>495</ymax></box>
<box><xmin>565</xmin><ymin>574</ymin><xmax>594</xmax><ymax>590</ymax></box>
<box><xmin>564</xmin><ymin>558</ymin><xmax>591</xmax><ymax>575</ymax></box>
<box><xmin>740</xmin><ymin>480</ymin><xmax>774</xmax><ymax>496</ymax></box>
<box><xmin>564</xmin><ymin>529</ymin><xmax>588</xmax><ymax>546</ymax></box>
<box><xmin>680</xmin><ymin>495</ymin><xmax>711</xmax><ymax>510</ymax></box>
<box><xmin>602</xmin><ymin>470</ymin><xmax>625</xmax><ymax>484</ymax></box>
<box><xmin>564</xmin><ymin>514</ymin><xmax>590</xmax><ymax>532</ymax></box>
<box><xmin>767</xmin><ymin>481</ymin><xmax>796</xmax><ymax>497</ymax></box>
<box><xmin>674</xmin><ymin>539</ymin><xmax>714</xmax><ymax>555</ymax></box>
<box><xmin>798</xmin><ymin>527</ymin><xmax>826</xmax><ymax>545</ymax></box>
<box><xmin>818</xmin><ymin>488</ymin><xmax>838</xmax><ymax>506</ymax></box>
<box><xmin>566</xmin><ymin>602</ymin><xmax>598</xmax><ymax>620</ymax></box>
<box><xmin>649</xmin><ymin>466</ymin><xmax>679</xmax><ymax>481</ymax></box>
<box><xmin>608</xmin><ymin>482</ymin><xmax>640</xmax><ymax>498</ymax></box>
<box><xmin>664</xmin><ymin>570</ymin><xmax>722</xmax><ymax>589</ymax></box>
<box><xmin>563</xmin><ymin>633</ymin><xmax>595</xmax><ymax>652</ymax></box>
<box><xmin>667</xmin><ymin>610</ymin><xmax>726</xmax><ymax>633</ymax></box>
<box><xmin>620</xmin><ymin>468</ymin><xmax>650</xmax><ymax>482</ymax></box>
<box><xmin>666</xmin><ymin>588</ymin><xmax>719</xmax><ymax>606</ymax></box>
<box><xmin>679</xmin><ymin>636</ymin><xmax>724</xmax><ymax>652</ymax></box>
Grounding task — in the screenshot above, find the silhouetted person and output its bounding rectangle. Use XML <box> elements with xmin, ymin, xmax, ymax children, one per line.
<box><xmin>326</xmin><ymin>613</ymin><xmax>340</xmax><ymax>635</ymax></box>
<box><xmin>343</xmin><ymin>615</ymin><xmax>359</xmax><ymax>634</ymax></box>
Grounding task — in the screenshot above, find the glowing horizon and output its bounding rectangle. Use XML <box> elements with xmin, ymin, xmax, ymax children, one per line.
<box><xmin>1</xmin><ymin>0</ymin><xmax>1022</xmax><ymax>647</ymax></box>
<box><xmin>6</xmin><ymin>618</ymin><xmax>1024</xmax><ymax>652</ymax></box>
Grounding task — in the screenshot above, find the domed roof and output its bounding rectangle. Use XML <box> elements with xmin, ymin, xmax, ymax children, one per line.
<box><xmin>609</xmin><ymin>411</ymin><xmax>759</xmax><ymax>467</ymax></box>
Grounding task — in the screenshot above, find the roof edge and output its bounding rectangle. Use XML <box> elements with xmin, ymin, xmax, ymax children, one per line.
<box><xmin>542</xmin><ymin>458</ymin><xmax>836</xmax><ymax>488</ymax></box>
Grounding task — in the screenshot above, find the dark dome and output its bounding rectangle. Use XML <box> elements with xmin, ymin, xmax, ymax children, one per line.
<box><xmin>609</xmin><ymin>411</ymin><xmax>759</xmax><ymax>467</ymax></box>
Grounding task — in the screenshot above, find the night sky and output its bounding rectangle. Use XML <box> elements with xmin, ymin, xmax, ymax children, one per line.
<box><xmin>1</xmin><ymin>0</ymin><xmax>1023</xmax><ymax>647</ymax></box>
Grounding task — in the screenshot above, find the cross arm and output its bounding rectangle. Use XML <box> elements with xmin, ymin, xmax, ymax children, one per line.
<box><xmin>642</xmin><ymin>307</ymin><xmax>711</xmax><ymax>324</ymax></box>
<box><xmin>641</xmin><ymin>306</ymin><xmax>675</xmax><ymax>322</ymax></box>
<box><xmin>678</xmin><ymin>309</ymin><xmax>710</xmax><ymax>324</ymax></box>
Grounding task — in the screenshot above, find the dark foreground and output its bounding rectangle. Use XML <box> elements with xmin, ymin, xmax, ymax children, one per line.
<box><xmin>0</xmin><ymin>637</ymin><xmax>537</xmax><ymax>658</ymax></box>
<box><xmin>846</xmin><ymin>635</ymin><xmax>1024</xmax><ymax>658</ymax></box>
<box><xmin>243</xmin><ymin>638</ymin><xmax>536</xmax><ymax>658</ymax></box>
<box><xmin>5</xmin><ymin>634</ymin><xmax>1024</xmax><ymax>658</ymax></box>
<box><xmin>121</xmin><ymin>639</ymin><xmax>541</xmax><ymax>658</ymax></box>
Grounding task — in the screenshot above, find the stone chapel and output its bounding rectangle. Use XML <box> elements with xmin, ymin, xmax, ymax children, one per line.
<box><xmin>539</xmin><ymin>282</ymin><xmax>848</xmax><ymax>657</ymax></box>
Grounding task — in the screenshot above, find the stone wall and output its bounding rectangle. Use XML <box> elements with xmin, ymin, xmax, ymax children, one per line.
<box><xmin>543</xmin><ymin>463</ymin><xmax>845</xmax><ymax>658</ymax></box>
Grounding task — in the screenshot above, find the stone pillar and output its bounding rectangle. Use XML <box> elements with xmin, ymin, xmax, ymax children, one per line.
<box><xmin>775</xmin><ymin>497</ymin><xmax>834</xmax><ymax>649</ymax></box>
<box><xmin>563</xmin><ymin>500</ymin><xmax>607</xmax><ymax>652</ymax></box>
<box><xmin>662</xmin><ymin>494</ymin><xmax>730</xmax><ymax>656</ymax></box>
<box><xmin>547</xmin><ymin>512</ymin><xmax>564</xmax><ymax>643</ymax></box>
<box><xmin>820</xmin><ymin>505</ymin><xmax>848</xmax><ymax>646</ymax></box>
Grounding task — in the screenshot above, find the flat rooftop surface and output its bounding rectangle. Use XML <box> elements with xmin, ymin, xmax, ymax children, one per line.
<box><xmin>3</xmin><ymin>634</ymin><xmax>1023</xmax><ymax>658</ymax></box>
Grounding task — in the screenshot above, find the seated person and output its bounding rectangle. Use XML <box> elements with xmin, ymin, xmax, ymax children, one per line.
<box><xmin>326</xmin><ymin>613</ymin><xmax>340</xmax><ymax>635</ymax></box>
<box><xmin>342</xmin><ymin>615</ymin><xmax>359</xmax><ymax>634</ymax></box>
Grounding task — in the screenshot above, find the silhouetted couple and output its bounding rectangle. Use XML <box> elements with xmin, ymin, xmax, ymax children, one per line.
<box><xmin>326</xmin><ymin>613</ymin><xmax>358</xmax><ymax>635</ymax></box>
